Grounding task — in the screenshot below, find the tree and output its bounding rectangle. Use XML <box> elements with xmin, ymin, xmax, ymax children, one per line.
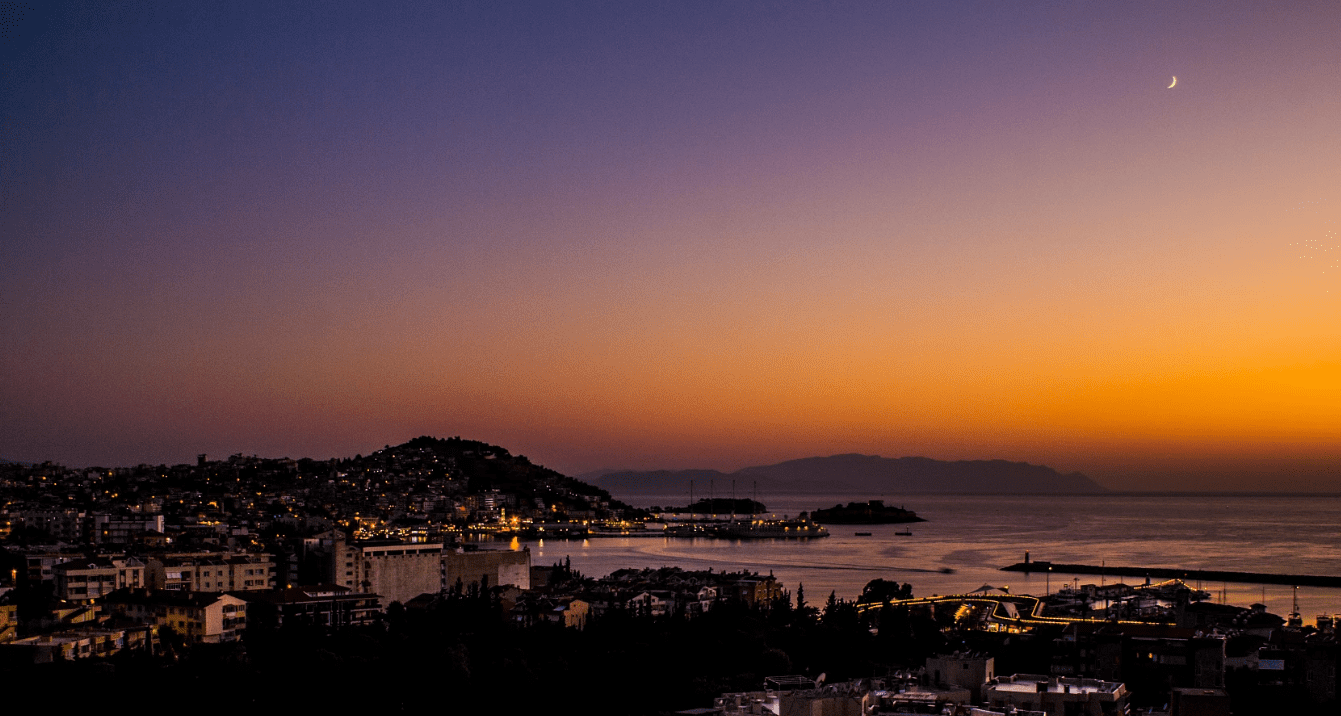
<box><xmin>158</xmin><ymin>625</ymin><xmax>185</xmax><ymax>657</ymax></box>
<box><xmin>793</xmin><ymin>583</ymin><xmax>819</xmax><ymax>625</ymax></box>
<box><xmin>860</xmin><ymin>579</ymin><xmax>912</xmax><ymax>604</ymax></box>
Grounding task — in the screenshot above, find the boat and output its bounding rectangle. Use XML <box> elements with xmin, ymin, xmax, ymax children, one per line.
<box><xmin>712</xmin><ymin>513</ymin><xmax>829</xmax><ymax>539</ymax></box>
<box><xmin>855</xmin><ymin>531</ymin><xmax>872</xmax><ymax>536</ymax></box>
<box><xmin>894</xmin><ymin>529</ymin><xmax>913</xmax><ymax>536</ymax></box>
<box><xmin>517</xmin><ymin>523</ymin><xmax>589</xmax><ymax>539</ymax></box>
<box><xmin>664</xmin><ymin>523</ymin><xmax>711</xmax><ymax>538</ymax></box>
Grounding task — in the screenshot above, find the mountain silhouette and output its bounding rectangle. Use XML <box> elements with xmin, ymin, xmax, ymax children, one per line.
<box><xmin>590</xmin><ymin>454</ymin><xmax>1105</xmax><ymax>496</ymax></box>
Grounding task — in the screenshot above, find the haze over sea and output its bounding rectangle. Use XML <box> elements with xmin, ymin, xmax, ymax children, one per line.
<box><xmin>520</xmin><ymin>492</ymin><xmax>1341</xmax><ymax>625</ymax></box>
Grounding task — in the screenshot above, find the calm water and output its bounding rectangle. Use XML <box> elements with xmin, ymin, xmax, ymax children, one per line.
<box><xmin>520</xmin><ymin>493</ymin><xmax>1341</xmax><ymax>624</ymax></box>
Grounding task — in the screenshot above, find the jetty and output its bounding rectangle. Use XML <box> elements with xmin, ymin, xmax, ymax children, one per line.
<box><xmin>1000</xmin><ymin>559</ymin><xmax>1341</xmax><ymax>588</ymax></box>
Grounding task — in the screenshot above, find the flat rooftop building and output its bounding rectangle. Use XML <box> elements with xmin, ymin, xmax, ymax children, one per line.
<box><xmin>928</xmin><ymin>652</ymin><xmax>995</xmax><ymax>703</ymax></box>
<box><xmin>985</xmin><ymin>674</ymin><xmax>1128</xmax><ymax>716</ymax></box>
<box><xmin>235</xmin><ymin>584</ymin><xmax>380</xmax><ymax>630</ymax></box>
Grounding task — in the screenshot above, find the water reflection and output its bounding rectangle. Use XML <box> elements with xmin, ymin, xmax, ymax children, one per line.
<box><xmin>497</xmin><ymin>493</ymin><xmax>1341</xmax><ymax>624</ymax></box>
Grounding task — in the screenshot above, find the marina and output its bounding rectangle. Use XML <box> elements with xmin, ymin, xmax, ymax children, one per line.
<box><xmin>529</xmin><ymin>492</ymin><xmax>1341</xmax><ymax>626</ymax></box>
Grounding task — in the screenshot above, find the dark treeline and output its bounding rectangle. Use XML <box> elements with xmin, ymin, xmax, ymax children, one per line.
<box><xmin>2</xmin><ymin>580</ymin><xmax>1321</xmax><ymax>714</ymax></box>
<box><xmin>0</xmin><ymin>580</ymin><xmax>1053</xmax><ymax>713</ymax></box>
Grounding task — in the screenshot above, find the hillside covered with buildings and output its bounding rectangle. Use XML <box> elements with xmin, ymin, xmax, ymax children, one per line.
<box><xmin>0</xmin><ymin>437</ymin><xmax>1336</xmax><ymax>714</ymax></box>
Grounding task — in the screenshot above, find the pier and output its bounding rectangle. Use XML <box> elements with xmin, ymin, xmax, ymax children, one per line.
<box><xmin>1000</xmin><ymin>560</ymin><xmax>1341</xmax><ymax>588</ymax></box>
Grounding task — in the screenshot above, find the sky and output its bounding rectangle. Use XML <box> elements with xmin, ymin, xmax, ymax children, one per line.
<box><xmin>2</xmin><ymin>1</ymin><xmax>1339</xmax><ymax>491</ymax></box>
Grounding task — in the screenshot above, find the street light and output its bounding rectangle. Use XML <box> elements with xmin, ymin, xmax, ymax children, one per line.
<box><xmin>1046</xmin><ymin>566</ymin><xmax>1052</xmax><ymax>597</ymax></box>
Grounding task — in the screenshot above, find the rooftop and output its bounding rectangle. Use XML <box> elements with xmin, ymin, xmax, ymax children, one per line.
<box><xmin>990</xmin><ymin>675</ymin><xmax>1122</xmax><ymax>695</ymax></box>
<box><xmin>232</xmin><ymin>584</ymin><xmax>378</xmax><ymax>604</ymax></box>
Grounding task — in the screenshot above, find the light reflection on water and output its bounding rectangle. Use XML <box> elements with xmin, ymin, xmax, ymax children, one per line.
<box><xmin>512</xmin><ymin>493</ymin><xmax>1341</xmax><ymax>624</ymax></box>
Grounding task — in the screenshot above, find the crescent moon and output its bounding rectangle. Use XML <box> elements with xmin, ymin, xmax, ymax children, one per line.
<box><xmin>1167</xmin><ymin>76</ymin><xmax>1177</xmax><ymax>89</ymax></box>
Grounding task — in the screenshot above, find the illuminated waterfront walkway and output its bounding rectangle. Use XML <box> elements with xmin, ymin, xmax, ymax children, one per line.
<box><xmin>852</xmin><ymin>585</ymin><xmax>1182</xmax><ymax>629</ymax></box>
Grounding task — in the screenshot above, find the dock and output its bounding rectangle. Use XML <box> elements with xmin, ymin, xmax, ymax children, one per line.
<box><xmin>1000</xmin><ymin>560</ymin><xmax>1341</xmax><ymax>588</ymax></box>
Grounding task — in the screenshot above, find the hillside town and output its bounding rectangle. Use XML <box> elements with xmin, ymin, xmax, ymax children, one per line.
<box><xmin>0</xmin><ymin>437</ymin><xmax>1336</xmax><ymax>714</ymax></box>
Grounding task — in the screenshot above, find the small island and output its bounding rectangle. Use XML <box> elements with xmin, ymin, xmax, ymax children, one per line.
<box><xmin>810</xmin><ymin>500</ymin><xmax>925</xmax><ymax>525</ymax></box>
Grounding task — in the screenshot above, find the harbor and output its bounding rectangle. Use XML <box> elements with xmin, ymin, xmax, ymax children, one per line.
<box><xmin>1001</xmin><ymin>557</ymin><xmax>1341</xmax><ymax>588</ymax></box>
<box><xmin>536</xmin><ymin>492</ymin><xmax>1341</xmax><ymax>626</ymax></box>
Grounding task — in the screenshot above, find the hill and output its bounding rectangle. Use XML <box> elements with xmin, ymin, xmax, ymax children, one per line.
<box><xmin>591</xmin><ymin>454</ymin><xmax>1106</xmax><ymax>497</ymax></box>
<box><xmin>382</xmin><ymin>436</ymin><xmax>639</xmax><ymax>515</ymax></box>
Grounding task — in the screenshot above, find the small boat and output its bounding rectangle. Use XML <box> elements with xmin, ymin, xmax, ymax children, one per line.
<box><xmin>894</xmin><ymin>529</ymin><xmax>913</xmax><ymax>536</ymax></box>
<box><xmin>855</xmin><ymin>531</ymin><xmax>872</xmax><ymax>536</ymax></box>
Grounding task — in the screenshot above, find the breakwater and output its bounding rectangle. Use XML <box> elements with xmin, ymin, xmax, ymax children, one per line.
<box><xmin>1000</xmin><ymin>560</ymin><xmax>1341</xmax><ymax>588</ymax></box>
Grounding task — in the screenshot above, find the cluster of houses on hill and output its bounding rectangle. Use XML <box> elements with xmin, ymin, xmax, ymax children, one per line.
<box><xmin>709</xmin><ymin>662</ymin><xmax>1144</xmax><ymax>716</ymax></box>
<box><xmin>0</xmin><ymin>528</ymin><xmax>793</xmax><ymax>665</ymax></box>
<box><xmin>509</xmin><ymin>565</ymin><xmax>784</xmax><ymax>629</ymax></box>
<box><xmin>704</xmin><ymin>649</ymin><xmax>1323</xmax><ymax>716</ymax></box>
<box><xmin>0</xmin><ymin>531</ymin><xmax>529</xmax><ymax>660</ymax></box>
<box><xmin>0</xmin><ymin>438</ymin><xmax>632</xmax><ymax>561</ymax></box>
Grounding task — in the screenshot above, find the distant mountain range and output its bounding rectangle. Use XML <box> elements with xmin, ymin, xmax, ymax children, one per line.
<box><xmin>582</xmin><ymin>454</ymin><xmax>1106</xmax><ymax>497</ymax></box>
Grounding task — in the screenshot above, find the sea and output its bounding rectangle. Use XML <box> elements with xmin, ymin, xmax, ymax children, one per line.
<box><xmin>510</xmin><ymin>492</ymin><xmax>1341</xmax><ymax>625</ymax></box>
